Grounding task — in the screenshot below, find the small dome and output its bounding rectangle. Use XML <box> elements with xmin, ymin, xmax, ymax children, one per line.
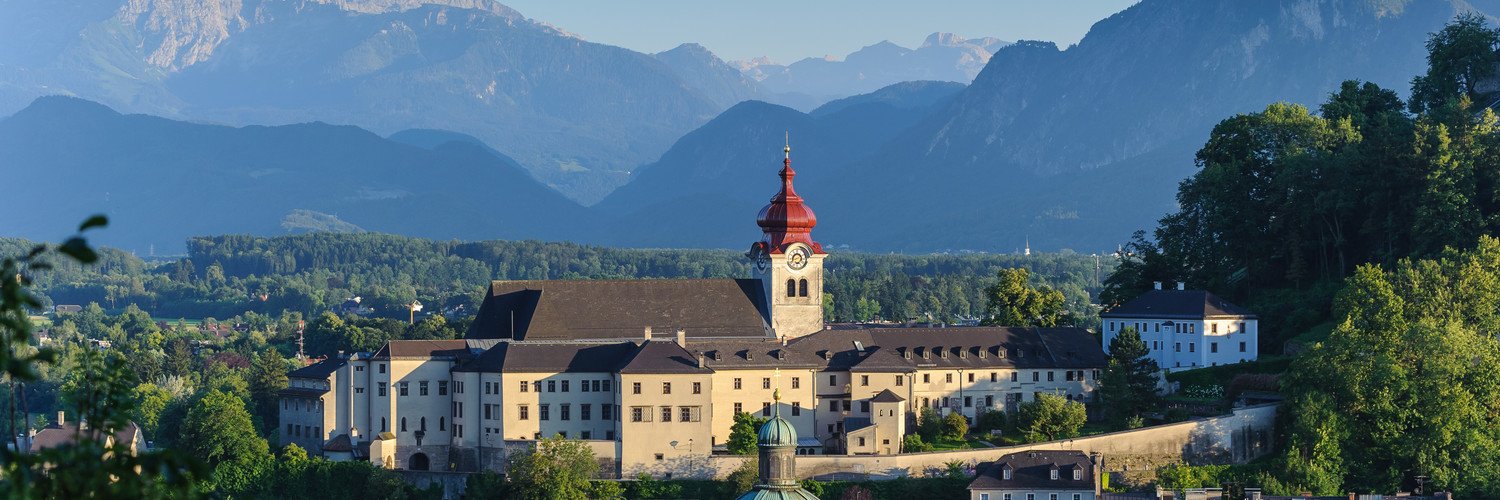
<box><xmin>738</xmin><ymin>489</ymin><xmax>820</xmax><ymax>500</ymax></box>
<box><xmin>757</xmin><ymin>414</ymin><xmax>798</xmax><ymax>447</ymax></box>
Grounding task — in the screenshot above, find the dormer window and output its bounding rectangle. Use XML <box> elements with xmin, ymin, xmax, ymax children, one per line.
<box><xmin>1050</xmin><ymin>468</ymin><xmax>1059</xmax><ymax>480</ymax></box>
<box><xmin>1072</xmin><ymin>468</ymin><xmax>1081</xmax><ymax>480</ymax></box>
<box><xmin>1000</xmin><ymin>464</ymin><xmax>1012</xmax><ymax>480</ymax></box>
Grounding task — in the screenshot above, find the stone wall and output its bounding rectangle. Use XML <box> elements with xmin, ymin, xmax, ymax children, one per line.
<box><xmin>691</xmin><ymin>403</ymin><xmax>1279</xmax><ymax>480</ymax></box>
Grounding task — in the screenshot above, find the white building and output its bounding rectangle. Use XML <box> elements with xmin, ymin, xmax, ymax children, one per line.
<box><xmin>1099</xmin><ymin>282</ymin><xmax>1258</xmax><ymax>370</ymax></box>
<box><xmin>967</xmin><ymin>450</ymin><xmax>1100</xmax><ymax>500</ymax></box>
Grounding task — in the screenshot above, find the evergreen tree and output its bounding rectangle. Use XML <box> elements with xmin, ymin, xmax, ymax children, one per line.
<box><xmin>1096</xmin><ymin>327</ymin><xmax>1160</xmax><ymax>428</ymax></box>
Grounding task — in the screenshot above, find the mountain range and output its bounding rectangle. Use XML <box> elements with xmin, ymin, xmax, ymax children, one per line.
<box><xmin>1</xmin><ymin>0</ymin><xmax>1493</xmax><ymax>254</ymax></box>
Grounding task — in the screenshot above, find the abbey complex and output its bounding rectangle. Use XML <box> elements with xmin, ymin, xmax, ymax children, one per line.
<box><xmin>278</xmin><ymin>148</ymin><xmax>1108</xmax><ymax>476</ymax></box>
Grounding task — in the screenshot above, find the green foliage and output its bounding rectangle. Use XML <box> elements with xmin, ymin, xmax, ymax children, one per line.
<box><xmin>916</xmin><ymin>407</ymin><xmax>942</xmax><ymax>442</ymax></box>
<box><xmin>1015</xmin><ymin>393</ymin><xmax>1086</xmax><ymax>443</ymax></box>
<box><xmin>941</xmin><ymin>411</ymin><xmax>969</xmax><ymax>440</ymax></box>
<box><xmin>727</xmin><ymin>412</ymin><xmax>766</xmax><ymax>455</ymax></box>
<box><xmin>981</xmin><ymin>268</ymin><xmax>1067</xmax><ymax>327</ymax></box>
<box><xmin>180</xmin><ymin>389</ymin><xmax>272</xmax><ymax>494</ymax></box>
<box><xmin>974</xmin><ymin>409</ymin><xmax>1006</xmax><ymax>435</ymax></box>
<box><xmin>1410</xmin><ymin>12</ymin><xmax>1500</xmax><ymax>114</ymax></box>
<box><xmin>506</xmin><ymin>436</ymin><xmax>601</xmax><ymax>500</ymax></box>
<box><xmin>901</xmin><ymin>433</ymin><xmax>930</xmax><ymax>453</ymax></box>
<box><xmin>726</xmin><ymin>459</ymin><xmax>758</xmax><ymax>494</ymax></box>
<box><xmin>247</xmin><ymin>349</ymin><xmax>289</xmax><ymax>433</ymax></box>
<box><xmin>1156</xmin><ymin>463</ymin><xmax>1232</xmax><ymax>490</ymax></box>
<box><xmin>1096</xmin><ymin>327</ymin><xmax>1161</xmax><ymax>428</ymax></box>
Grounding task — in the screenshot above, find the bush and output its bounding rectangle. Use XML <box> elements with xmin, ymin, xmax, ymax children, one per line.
<box><xmin>1226</xmin><ymin>373</ymin><xmax>1280</xmax><ymax>400</ymax></box>
<box><xmin>902</xmin><ymin>434</ymin><xmax>930</xmax><ymax>452</ymax></box>
<box><xmin>975</xmin><ymin>410</ymin><xmax>1006</xmax><ymax>434</ymax></box>
<box><xmin>941</xmin><ymin>411</ymin><xmax>969</xmax><ymax>440</ymax></box>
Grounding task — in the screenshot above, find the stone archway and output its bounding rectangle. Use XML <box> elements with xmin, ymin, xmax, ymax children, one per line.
<box><xmin>408</xmin><ymin>452</ymin><xmax>430</xmax><ymax>471</ymax></box>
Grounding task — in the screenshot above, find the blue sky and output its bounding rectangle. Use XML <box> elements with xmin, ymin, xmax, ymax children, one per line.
<box><xmin>501</xmin><ymin>0</ymin><xmax>1141</xmax><ymax>63</ymax></box>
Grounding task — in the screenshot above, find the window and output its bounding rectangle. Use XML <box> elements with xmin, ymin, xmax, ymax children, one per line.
<box><xmin>1175</xmin><ymin>342</ymin><xmax>1181</xmax><ymax>352</ymax></box>
<box><xmin>419</xmin><ymin>417</ymin><xmax>427</xmax><ymax>432</ymax></box>
<box><xmin>562</xmin><ymin>380</ymin><xmax>570</xmax><ymax>392</ymax></box>
<box><xmin>693</xmin><ymin>382</ymin><xmax>702</xmax><ymax>394</ymax></box>
<box><xmin>762</xmin><ymin>402</ymin><xmax>772</xmax><ymax>416</ymax></box>
<box><xmin>1212</xmin><ymin>323</ymin><xmax>1219</xmax><ymax>333</ymax></box>
<box><xmin>860</xmin><ymin>375</ymin><xmax>869</xmax><ymax>386</ymax></box>
<box><xmin>1211</xmin><ymin>342</ymin><xmax>1218</xmax><ymax>353</ymax></box>
<box><xmin>547</xmin><ymin>380</ymin><xmax>556</xmax><ymax>392</ymax></box>
<box><xmin>1066</xmin><ymin>371</ymin><xmax>1075</xmax><ymax>381</ymax></box>
<box><xmin>991</xmin><ymin>372</ymin><xmax>997</xmax><ymax>382</ymax></box>
<box><xmin>633</xmin><ymin>382</ymin><xmax>641</xmax><ymax>394</ymax></box>
<box><xmin>681</xmin><ymin>406</ymin><xmax>699</xmax><ymax>422</ymax></box>
<box><xmin>378</xmin><ymin>382</ymin><xmax>387</xmax><ymax>397</ymax></box>
<box><xmin>560</xmin><ymin>404</ymin><xmax>571</xmax><ymax>421</ymax></box>
<box><xmin>355</xmin><ymin>365</ymin><xmax>365</xmax><ymax>372</ymax></box>
<box><xmin>602</xmin><ymin>404</ymin><xmax>613</xmax><ymax>420</ymax></box>
<box><xmin>895</xmin><ymin>375</ymin><xmax>904</xmax><ymax>386</ymax></box>
<box><xmin>1189</xmin><ymin>343</ymin><xmax>1196</xmax><ymax>353</ymax></box>
<box><xmin>603</xmin><ymin>380</ymin><xmax>612</xmax><ymax>392</ymax></box>
<box><xmin>355</xmin><ymin>387</ymin><xmax>364</xmax><ymax>394</ymax></box>
<box><xmin>791</xmin><ymin>377</ymin><xmax>800</xmax><ymax>389</ymax></box>
<box><xmin>655</xmin><ymin>453</ymin><xmax>664</xmax><ymax>461</ymax></box>
<box><xmin>520</xmin><ymin>380</ymin><xmax>529</xmax><ymax>392</ymax></box>
<box><xmin>593</xmin><ymin>380</ymin><xmax>602</xmax><ymax>392</ymax></box>
<box><xmin>964</xmin><ymin>396</ymin><xmax>972</xmax><ymax>407</ymax></box>
<box><xmin>1050</xmin><ymin>495</ymin><xmax>1058</xmax><ymax>500</ymax></box>
<box><xmin>661</xmin><ymin>406</ymin><xmax>673</xmax><ymax>422</ymax></box>
<box><xmin>798</xmin><ymin>279</ymin><xmax>809</xmax><ymax>297</ymax></box>
<box><xmin>829</xmin><ymin>375</ymin><xmax>837</xmax><ymax>386</ymax></box>
<box><xmin>1032</xmin><ymin>372</ymin><xmax>1040</xmax><ymax>382</ymax></box>
<box><xmin>381</xmin><ymin>418</ymin><xmax>387</xmax><ymax>432</ymax></box>
<box><xmin>398</xmin><ymin>382</ymin><xmax>408</xmax><ymax>397</ymax></box>
<box><xmin>945</xmin><ymin>374</ymin><xmax>953</xmax><ymax>383</ymax></box>
<box><xmin>581</xmin><ymin>404</ymin><xmax>591</xmax><ymax>420</ymax></box>
<box><xmin>532</xmin><ymin>381</ymin><xmax>541</xmax><ymax>392</ymax></box>
<box><xmin>791</xmin><ymin>403</ymin><xmax>801</xmax><ymax>416</ymax></box>
<box><xmin>982</xmin><ymin>494</ymin><xmax>990</xmax><ymax>500</ymax></box>
<box><xmin>857</xmin><ymin>437</ymin><xmax>865</xmax><ymax>446</ymax></box>
<box><xmin>582</xmin><ymin>381</ymin><xmax>590</xmax><ymax>392</ymax></box>
<box><xmin>968</xmin><ymin>373</ymin><xmax>975</xmax><ymax>383</ymax></box>
<box><xmin>828</xmin><ymin>400</ymin><xmax>838</xmax><ymax>411</ymax></box>
<box><xmin>1073</xmin><ymin>469</ymin><xmax>1081</xmax><ymax>480</ymax></box>
<box><xmin>519</xmin><ymin>405</ymin><xmax>529</xmax><ymax>420</ymax></box>
<box><xmin>438</xmin><ymin>381</ymin><xmax>448</xmax><ymax>396</ymax></box>
<box><xmin>1047</xmin><ymin>371</ymin><xmax>1055</xmax><ymax>382</ymax></box>
<box><xmin>1011</xmin><ymin>372</ymin><xmax>1018</xmax><ymax>382</ymax></box>
<box><xmin>985</xmin><ymin>395</ymin><xmax>993</xmax><ymax>407</ymax></box>
<box><xmin>734</xmin><ymin>378</ymin><xmax>742</xmax><ymax>390</ymax></box>
<box><xmin>1003</xmin><ymin>468</ymin><xmax>1012</xmax><ymax>480</ymax></box>
<box><xmin>922</xmin><ymin>374</ymin><xmax>930</xmax><ymax>383</ymax></box>
<box><xmin>378</xmin><ymin>364</ymin><xmax>386</xmax><ymax>374</ymax></box>
<box><xmin>1073</xmin><ymin>495</ymin><xmax>1082</xmax><ymax>500</ymax></box>
<box><xmin>786</xmin><ymin>279</ymin><xmax>796</xmax><ymax>297</ymax></box>
<box><xmin>763</xmin><ymin>377</ymin><xmax>772</xmax><ymax>389</ymax></box>
<box><xmin>582</xmin><ymin>431</ymin><xmax>592</xmax><ymax>440</ymax></box>
<box><xmin>401</xmin><ymin>418</ymin><xmax>407</xmax><ymax>432</ymax></box>
<box><xmin>1240</xmin><ymin>341</ymin><xmax>1247</xmax><ymax>352</ymax></box>
<box><xmin>1050</xmin><ymin>469</ymin><xmax>1058</xmax><ymax>480</ymax></box>
<box><xmin>419</xmin><ymin>381</ymin><xmax>429</xmax><ymax>396</ymax></box>
<box><xmin>539</xmin><ymin>404</ymin><xmax>550</xmax><ymax>421</ymax></box>
<box><xmin>606</xmin><ymin>430</ymin><xmax>615</xmax><ymax>440</ymax></box>
<box><xmin>662</xmin><ymin>382</ymin><xmax>671</xmax><ymax>394</ymax></box>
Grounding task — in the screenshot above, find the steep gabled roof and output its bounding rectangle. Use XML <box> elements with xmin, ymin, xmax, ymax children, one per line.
<box><xmin>1101</xmin><ymin>290</ymin><xmax>1255</xmax><ymax>319</ymax></box>
<box><xmin>969</xmin><ymin>450</ymin><xmax>1093</xmax><ymax>491</ymax></box>
<box><xmin>372</xmin><ymin>340</ymin><xmax>471</xmax><ymax>360</ymax></box>
<box><xmin>469</xmin><ymin>279</ymin><xmax>771</xmax><ymax>340</ymax></box>
<box><xmin>618</xmin><ymin>340</ymin><xmax>713</xmax><ymax>374</ymax></box>
<box><xmin>289</xmin><ymin>357</ymin><xmax>346</xmax><ymax>379</ymax></box>
<box><xmin>870</xmin><ymin>389</ymin><xmax>905</xmax><ymax>403</ymax></box>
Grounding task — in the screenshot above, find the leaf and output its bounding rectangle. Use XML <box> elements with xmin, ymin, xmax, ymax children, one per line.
<box><xmin>57</xmin><ymin>237</ymin><xmax>98</xmax><ymax>264</ymax></box>
<box><xmin>78</xmin><ymin>215</ymin><xmax>109</xmax><ymax>232</ymax></box>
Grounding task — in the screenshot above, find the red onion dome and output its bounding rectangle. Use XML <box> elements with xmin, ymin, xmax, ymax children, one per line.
<box><xmin>756</xmin><ymin>147</ymin><xmax>822</xmax><ymax>254</ymax></box>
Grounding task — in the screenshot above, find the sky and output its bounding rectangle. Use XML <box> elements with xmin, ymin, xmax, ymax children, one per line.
<box><xmin>499</xmin><ymin>0</ymin><xmax>1141</xmax><ymax>63</ymax></box>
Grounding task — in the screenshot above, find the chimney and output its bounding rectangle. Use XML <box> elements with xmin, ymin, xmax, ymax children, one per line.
<box><xmin>1177</xmin><ymin>281</ymin><xmax>1186</xmax><ymax>291</ymax></box>
<box><xmin>696</xmin><ymin>352</ymin><xmax>706</xmax><ymax>368</ymax></box>
<box><xmin>675</xmin><ymin>328</ymin><xmax>686</xmax><ymax>348</ymax></box>
<box><xmin>1090</xmin><ymin>452</ymin><xmax>1102</xmax><ymax>498</ymax></box>
<box><xmin>56</xmin><ymin>411</ymin><xmax>64</xmax><ymax>427</ymax></box>
<box><xmin>1153</xmin><ymin>281</ymin><xmax>1162</xmax><ymax>290</ymax></box>
<box><xmin>643</xmin><ymin>326</ymin><xmax>652</xmax><ymax>341</ymax></box>
<box><xmin>780</xmin><ymin>336</ymin><xmax>788</xmax><ymax>347</ymax></box>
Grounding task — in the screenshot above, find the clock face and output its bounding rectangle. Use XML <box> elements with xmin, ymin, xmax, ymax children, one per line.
<box><xmin>787</xmin><ymin>246</ymin><xmax>810</xmax><ymax>270</ymax></box>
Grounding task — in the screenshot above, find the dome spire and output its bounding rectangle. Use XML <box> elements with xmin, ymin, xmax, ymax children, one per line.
<box><xmin>754</xmin><ymin>138</ymin><xmax>822</xmax><ymax>256</ymax></box>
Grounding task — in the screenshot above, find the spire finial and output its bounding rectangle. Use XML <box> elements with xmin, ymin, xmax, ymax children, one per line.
<box><xmin>784</xmin><ymin>132</ymin><xmax>790</xmax><ymax>160</ymax></box>
<box><xmin>773</xmin><ymin>388</ymin><xmax>781</xmax><ymax>402</ymax></box>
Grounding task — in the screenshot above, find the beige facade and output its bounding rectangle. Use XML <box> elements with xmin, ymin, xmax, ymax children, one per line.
<box><xmin>754</xmin><ymin>243</ymin><xmax>826</xmax><ymax>339</ymax></box>
<box><xmin>707</xmin><ymin>367</ymin><xmax>817</xmax><ymax>448</ymax></box>
<box><xmin>617</xmin><ymin>372</ymin><xmax>714</xmax><ymax>475</ymax></box>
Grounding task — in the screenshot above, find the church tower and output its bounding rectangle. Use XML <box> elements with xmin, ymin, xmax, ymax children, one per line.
<box><xmin>748</xmin><ymin>142</ymin><xmax>826</xmax><ymax>339</ymax></box>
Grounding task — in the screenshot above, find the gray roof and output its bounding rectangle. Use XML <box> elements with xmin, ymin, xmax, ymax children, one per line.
<box><xmin>455</xmin><ymin>341</ymin><xmax>639</xmax><ymax>373</ymax></box>
<box><xmin>870</xmin><ymin>389</ymin><xmax>905</xmax><ymax>403</ymax></box>
<box><xmin>469</xmin><ymin>279</ymin><xmax>771</xmax><ymax>341</ymax></box>
<box><xmin>969</xmin><ymin>450</ymin><xmax>1093</xmax><ymax>491</ymax></box>
<box><xmin>288</xmin><ymin>357</ymin><xmax>346</xmax><ymax>379</ymax></box>
<box><xmin>789</xmin><ymin>327</ymin><xmax>1106</xmax><ymax>372</ymax></box>
<box><xmin>372</xmin><ymin>340</ymin><xmax>472</xmax><ymax>360</ymax></box>
<box><xmin>619</xmin><ymin>340</ymin><xmax>713</xmax><ymax>374</ymax></box>
<box><xmin>1101</xmin><ymin>290</ymin><xmax>1256</xmax><ymax>319</ymax></box>
<box><xmin>691</xmin><ymin>339</ymin><xmax>825</xmax><ymax>370</ymax></box>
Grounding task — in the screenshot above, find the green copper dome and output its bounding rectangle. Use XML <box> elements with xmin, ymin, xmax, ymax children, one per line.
<box><xmin>757</xmin><ymin>413</ymin><xmax>798</xmax><ymax>447</ymax></box>
<box><xmin>737</xmin><ymin>488</ymin><xmax>820</xmax><ymax>500</ymax></box>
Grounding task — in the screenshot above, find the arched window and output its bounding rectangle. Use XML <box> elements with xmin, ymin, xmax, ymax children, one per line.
<box><xmin>786</xmin><ymin>279</ymin><xmax>796</xmax><ymax>297</ymax></box>
<box><xmin>381</xmin><ymin>418</ymin><xmax>387</xmax><ymax>432</ymax></box>
<box><xmin>401</xmin><ymin>417</ymin><xmax>407</xmax><ymax>432</ymax></box>
<box><xmin>439</xmin><ymin>417</ymin><xmax>446</xmax><ymax>431</ymax></box>
<box><xmin>798</xmin><ymin>279</ymin><xmax>809</xmax><ymax>297</ymax></box>
<box><xmin>420</xmin><ymin>417</ymin><xmax>427</xmax><ymax>432</ymax></box>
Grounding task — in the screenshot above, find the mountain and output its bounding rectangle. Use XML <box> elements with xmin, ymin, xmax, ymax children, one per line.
<box><xmin>734</xmin><ymin>33</ymin><xmax>1009</xmax><ymax>109</ymax></box>
<box><xmin>0</xmin><ymin>0</ymin><xmax>761</xmax><ymax>205</ymax></box>
<box><xmin>0</xmin><ymin>96</ymin><xmax>586</xmax><ymax>252</ymax></box>
<box><xmin>590</xmin><ymin>81</ymin><xmax>965</xmax><ymax>249</ymax></box>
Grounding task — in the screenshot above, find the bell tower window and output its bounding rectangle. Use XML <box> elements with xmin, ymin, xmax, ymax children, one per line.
<box><xmin>786</xmin><ymin>279</ymin><xmax>796</xmax><ymax>297</ymax></box>
<box><xmin>798</xmin><ymin>279</ymin><xmax>809</xmax><ymax>297</ymax></box>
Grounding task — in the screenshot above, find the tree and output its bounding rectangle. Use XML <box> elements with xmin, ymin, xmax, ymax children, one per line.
<box><xmin>1410</xmin><ymin>12</ymin><xmax>1500</xmax><ymax>114</ymax></box>
<box><xmin>974</xmin><ymin>410</ymin><xmax>1006</xmax><ymax>435</ymax></box>
<box><xmin>1015</xmin><ymin>393</ymin><xmax>1086</xmax><ymax>443</ymax></box>
<box><xmin>727</xmin><ymin>412</ymin><xmax>766</xmax><ymax>455</ymax></box>
<box><xmin>1096</xmin><ymin>327</ymin><xmax>1161</xmax><ymax>428</ymax></box>
<box><xmin>248</xmin><ymin>349</ymin><xmax>290</xmax><ymax>429</ymax></box>
<box><xmin>133</xmin><ymin>382</ymin><xmax>173</xmax><ymax>440</ymax></box>
<box><xmin>506</xmin><ymin>436</ymin><xmax>600</xmax><ymax>500</ymax></box>
<box><xmin>982</xmin><ymin>268</ymin><xmax>1066</xmax><ymax>327</ymax></box>
<box><xmin>181</xmin><ymin>389</ymin><xmax>272</xmax><ymax>494</ymax></box>
<box><xmin>941</xmin><ymin>411</ymin><xmax>968</xmax><ymax>440</ymax></box>
<box><xmin>916</xmin><ymin>407</ymin><xmax>942</xmax><ymax>442</ymax></box>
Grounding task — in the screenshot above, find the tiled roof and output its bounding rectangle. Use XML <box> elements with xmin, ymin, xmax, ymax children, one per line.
<box><xmin>278</xmin><ymin>387</ymin><xmax>328</xmax><ymax>398</ymax></box>
<box><xmin>619</xmin><ymin>340</ymin><xmax>713</xmax><ymax>374</ymax></box>
<box><xmin>870</xmin><ymin>389</ymin><xmax>905</xmax><ymax>403</ymax></box>
<box><xmin>969</xmin><ymin>450</ymin><xmax>1093</xmax><ymax>491</ymax></box>
<box><xmin>30</xmin><ymin>421</ymin><xmax>141</xmax><ymax>453</ymax></box>
<box><xmin>372</xmin><ymin>340</ymin><xmax>471</xmax><ymax>360</ymax></box>
<box><xmin>455</xmin><ymin>342</ymin><xmax>640</xmax><ymax>373</ymax></box>
<box><xmin>469</xmin><ymin>279</ymin><xmax>771</xmax><ymax>341</ymax></box>
<box><xmin>1101</xmin><ymin>290</ymin><xmax>1255</xmax><ymax>319</ymax></box>
<box><xmin>691</xmin><ymin>339</ymin><xmax>824</xmax><ymax>370</ymax></box>
<box><xmin>289</xmin><ymin>357</ymin><xmax>345</xmax><ymax>379</ymax></box>
<box><xmin>788</xmin><ymin>327</ymin><xmax>1107</xmax><ymax>372</ymax></box>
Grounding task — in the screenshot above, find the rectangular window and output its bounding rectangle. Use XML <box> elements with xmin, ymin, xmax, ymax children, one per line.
<box><xmin>968</xmin><ymin>373</ymin><xmax>975</xmax><ymax>383</ymax></box>
<box><xmin>964</xmin><ymin>396</ymin><xmax>972</xmax><ymax>407</ymax></box>
<box><xmin>1048</xmin><ymin>371</ymin><xmax>1055</xmax><ymax>382</ymax></box>
<box><xmin>661</xmin><ymin>406</ymin><xmax>673</xmax><ymax>422</ymax></box>
<box><xmin>762</xmin><ymin>402</ymin><xmax>772</xmax><ymax>416</ymax></box>
<box><xmin>1212</xmin><ymin>323</ymin><xmax>1219</xmax><ymax>333</ymax></box>
<box><xmin>662</xmin><ymin>382</ymin><xmax>671</xmax><ymax>394</ymax></box>
<box><xmin>791</xmin><ymin>377</ymin><xmax>800</xmax><ymax>389</ymax></box>
<box><xmin>1240</xmin><ymin>341</ymin><xmax>1247</xmax><ymax>352</ymax></box>
<box><xmin>519</xmin><ymin>405</ymin><xmax>529</xmax><ymax>420</ymax></box>
<box><xmin>860</xmin><ymin>375</ymin><xmax>869</xmax><ymax>386</ymax></box>
<box><xmin>763</xmin><ymin>377</ymin><xmax>772</xmax><ymax>389</ymax></box>
<box><xmin>520</xmin><ymin>380</ymin><xmax>529</xmax><ymax>392</ymax></box>
<box><xmin>1066</xmin><ymin>371</ymin><xmax>1075</xmax><ymax>381</ymax></box>
<box><xmin>1011</xmin><ymin>372</ymin><xmax>1018</xmax><ymax>382</ymax></box>
<box><xmin>991</xmin><ymin>372</ymin><xmax>997</xmax><ymax>382</ymax></box>
<box><xmin>532</xmin><ymin>381</ymin><xmax>541</xmax><ymax>393</ymax></box>
<box><xmin>735</xmin><ymin>402</ymin><xmax>743</xmax><ymax>414</ymax></box>
<box><xmin>791</xmin><ymin>403</ymin><xmax>801</xmax><ymax>416</ymax></box>
<box><xmin>593</xmin><ymin>380</ymin><xmax>602</xmax><ymax>392</ymax></box>
<box><xmin>895</xmin><ymin>375</ymin><xmax>903</xmax><ymax>386</ymax></box>
<box><xmin>581</xmin><ymin>404</ymin><xmax>591</xmax><ymax>420</ymax></box>
<box><xmin>1211</xmin><ymin>342</ymin><xmax>1219</xmax><ymax>353</ymax></box>
<box><xmin>923</xmin><ymin>374</ymin><xmax>931</xmax><ymax>383</ymax></box>
<box><xmin>680</xmin><ymin>406</ymin><xmax>695</xmax><ymax>422</ymax></box>
<box><xmin>539</xmin><ymin>404</ymin><xmax>550</xmax><ymax>421</ymax></box>
<box><xmin>1190</xmin><ymin>343</ymin><xmax>1196</xmax><ymax>353</ymax></box>
<box><xmin>631</xmin><ymin>407</ymin><xmax>646</xmax><ymax>422</ymax></box>
<box><xmin>355</xmin><ymin>387</ymin><xmax>364</xmax><ymax>394</ymax></box>
<box><xmin>633</xmin><ymin>382</ymin><xmax>641</xmax><ymax>394</ymax></box>
<box><xmin>582</xmin><ymin>431</ymin><xmax>591</xmax><ymax>440</ymax></box>
<box><xmin>693</xmin><ymin>382</ymin><xmax>702</xmax><ymax>394</ymax></box>
<box><xmin>438</xmin><ymin>381</ymin><xmax>448</xmax><ymax>396</ymax></box>
<box><xmin>378</xmin><ymin>364</ymin><xmax>386</xmax><ymax>374</ymax></box>
<box><xmin>378</xmin><ymin>382</ymin><xmax>387</xmax><ymax>397</ymax></box>
<box><xmin>547</xmin><ymin>380</ymin><xmax>556</xmax><ymax>393</ymax></box>
<box><xmin>563</xmin><ymin>380</ymin><xmax>571</xmax><ymax>392</ymax></box>
<box><xmin>734</xmin><ymin>378</ymin><xmax>742</xmax><ymax>390</ymax></box>
<box><xmin>581</xmin><ymin>381</ymin><xmax>591</xmax><ymax>392</ymax></box>
<box><xmin>603</xmin><ymin>380</ymin><xmax>612</xmax><ymax>392</ymax></box>
<box><xmin>602</xmin><ymin>404</ymin><xmax>612</xmax><ymax>420</ymax></box>
<box><xmin>828</xmin><ymin>400</ymin><xmax>838</xmax><ymax>411</ymax></box>
<box><xmin>419</xmin><ymin>381</ymin><xmax>429</xmax><ymax>396</ymax></box>
<box><xmin>945</xmin><ymin>374</ymin><xmax>953</xmax><ymax>383</ymax></box>
<box><xmin>1032</xmin><ymin>372</ymin><xmax>1040</xmax><ymax>382</ymax></box>
<box><xmin>398</xmin><ymin>382</ymin><xmax>409</xmax><ymax>397</ymax></box>
<box><xmin>484</xmin><ymin>404</ymin><xmax>493</xmax><ymax>420</ymax></box>
<box><xmin>560</xmin><ymin>404</ymin><xmax>571</xmax><ymax>421</ymax></box>
<box><xmin>355</xmin><ymin>365</ymin><xmax>364</xmax><ymax>372</ymax></box>
<box><xmin>1175</xmin><ymin>342</ymin><xmax>1181</xmax><ymax>352</ymax></box>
